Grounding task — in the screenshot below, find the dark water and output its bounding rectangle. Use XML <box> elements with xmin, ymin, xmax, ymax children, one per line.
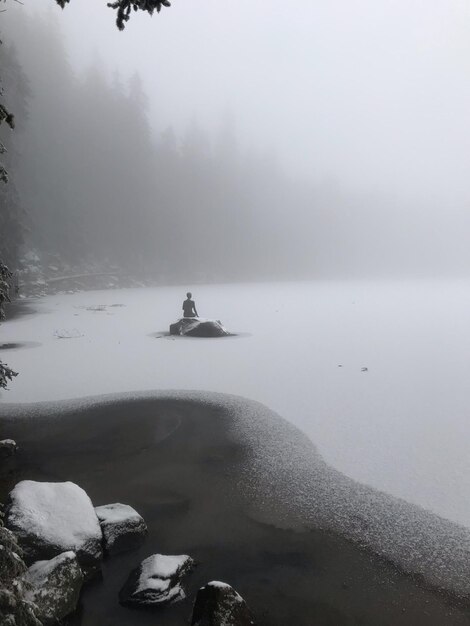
<box><xmin>1</xmin><ymin>398</ymin><xmax>469</xmax><ymax>626</ymax></box>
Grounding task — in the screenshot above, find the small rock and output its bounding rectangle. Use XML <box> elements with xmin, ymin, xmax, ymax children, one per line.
<box><xmin>5</xmin><ymin>480</ymin><xmax>103</xmax><ymax>573</ymax></box>
<box><xmin>191</xmin><ymin>581</ymin><xmax>255</xmax><ymax>625</ymax></box>
<box><xmin>95</xmin><ymin>503</ymin><xmax>147</xmax><ymax>555</ymax></box>
<box><xmin>119</xmin><ymin>554</ymin><xmax>194</xmax><ymax>606</ymax></box>
<box><xmin>0</xmin><ymin>439</ymin><xmax>18</xmax><ymax>458</ymax></box>
<box><xmin>23</xmin><ymin>551</ymin><xmax>83</xmax><ymax>624</ymax></box>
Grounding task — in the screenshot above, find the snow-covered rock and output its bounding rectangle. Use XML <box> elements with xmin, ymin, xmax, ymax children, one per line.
<box><xmin>5</xmin><ymin>481</ymin><xmax>103</xmax><ymax>572</ymax></box>
<box><xmin>191</xmin><ymin>581</ymin><xmax>255</xmax><ymax>626</ymax></box>
<box><xmin>119</xmin><ymin>554</ymin><xmax>194</xmax><ymax>606</ymax></box>
<box><xmin>169</xmin><ymin>317</ymin><xmax>230</xmax><ymax>337</ymax></box>
<box><xmin>0</xmin><ymin>439</ymin><xmax>18</xmax><ymax>458</ymax></box>
<box><xmin>95</xmin><ymin>503</ymin><xmax>147</xmax><ymax>555</ymax></box>
<box><xmin>23</xmin><ymin>551</ymin><xmax>83</xmax><ymax>624</ymax></box>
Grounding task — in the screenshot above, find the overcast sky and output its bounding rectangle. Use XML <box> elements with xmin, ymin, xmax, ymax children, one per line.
<box><xmin>13</xmin><ymin>0</ymin><xmax>470</xmax><ymax>212</ymax></box>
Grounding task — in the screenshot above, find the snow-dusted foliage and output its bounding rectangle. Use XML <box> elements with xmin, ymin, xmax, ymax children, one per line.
<box><xmin>0</xmin><ymin>262</ymin><xmax>17</xmax><ymax>390</ymax></box>
<box><xmin>0</xmin><ymin>262</ymin><xmax>12</xmax><ymax>323</ymax></box>
<box><xmin>0</xmin><ymin>516</ymin><xmax>42</xmax><ymax>626</ymax></box>
<box><xmin>0</xmin><ymin>360</ymin><xmax>17</xmax><ymax>391</ymax></box>
<box><xmin>24</xmin><ymin>552</ymin><xmax>83</xmax><ymax>624</ymax></box>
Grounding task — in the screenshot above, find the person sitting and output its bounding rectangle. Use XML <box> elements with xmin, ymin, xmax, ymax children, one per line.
<box><xmin>182</xmin><ymin>292</ymin><xmax>198</xmax><ymax>318</ymax></box>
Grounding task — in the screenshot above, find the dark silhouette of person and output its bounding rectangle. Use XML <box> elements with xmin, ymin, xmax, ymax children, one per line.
<box><xmin>182</xmin><ymin>292</ymin><xmax>198</xmax><ymax>318</ymax></box>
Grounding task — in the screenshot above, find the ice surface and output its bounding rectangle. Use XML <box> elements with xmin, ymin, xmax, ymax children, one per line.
<box><xmin>1</xmin><ymin>280</ymin><xmax>470</xmax><ymax>529</ymax></box>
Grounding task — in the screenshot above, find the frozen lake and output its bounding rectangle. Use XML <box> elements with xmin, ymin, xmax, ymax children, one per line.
<box><xmin>1</xmin><ymin>280</ymin><xmax>470</xmax><ymax>528</ymax></box>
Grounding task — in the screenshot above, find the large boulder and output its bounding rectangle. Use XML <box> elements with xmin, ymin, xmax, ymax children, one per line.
<box><xmin>169</xmin><ymin>318</ymin><xmax>230</xmax><ymax>337</ymax></box>
<box><xmin>119</xmin><ymin>554</ymin><xmax>194</xmax><ymax>607</ymax></box>
<box><xmin>191</xmin><ymin>581</ymin><xmax>255</xmax><ymax>626</ymax></box>
<box><xmin>5</xmin><ymin>481</ymin><xmax>103</xmax><ymax>573</ymax></box>
<box><xmin>23</xmin><ymin>551</ymin><xmax>83</xmax><ymax>625</ymax></box>
<box><xmin>95</xmin><ymin>503</ymin><xmax>147</xmax><ymax>555</ymax></box>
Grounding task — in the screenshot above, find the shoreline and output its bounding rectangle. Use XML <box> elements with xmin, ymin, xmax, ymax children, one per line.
<box><xmin>1</xmin><ymin>391</ymin><xmax>470</xmax><ymax>625</ymax></box>
<box><xmin>4</xmin><ymin>298</ymin><xmax>39</xmax><ymax>322</ymax></box>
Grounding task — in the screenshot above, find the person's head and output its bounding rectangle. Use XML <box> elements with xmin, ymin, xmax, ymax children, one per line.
<box><xmin>186</xmin><ymin>292</ymin><xmax>192</xmax><ymax>299</ymax></box>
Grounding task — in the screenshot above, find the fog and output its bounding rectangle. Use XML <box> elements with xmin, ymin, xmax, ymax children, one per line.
<box><xmin>6</xmin><ymin>6</ymin><xmax>470</xmax><ymax>621</ymax></box>
<box><xmin>2</xmin><ymin>0</ymin><xmax>470</xmax><ymax>280</ymax></box>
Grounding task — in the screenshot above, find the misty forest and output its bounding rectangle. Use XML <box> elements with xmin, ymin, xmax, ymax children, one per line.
<box><xmin>1</xmin><ymin>1</ymin><xmax>470</xmax><ymax>625</ymax></box>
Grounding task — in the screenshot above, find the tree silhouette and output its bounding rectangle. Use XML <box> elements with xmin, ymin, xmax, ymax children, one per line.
<box><xmin>56</xmin><ymin>0</ymin><xmax>171</xmax><ymax>30</ymax></box>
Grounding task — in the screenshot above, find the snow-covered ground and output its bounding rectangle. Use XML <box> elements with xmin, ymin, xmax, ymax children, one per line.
<box><xmin>1</xmin><ymin>280</ymin><xmax>470</xmax><ymax>528</ymax></box>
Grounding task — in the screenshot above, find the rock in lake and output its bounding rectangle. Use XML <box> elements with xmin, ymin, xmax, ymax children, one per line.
<box><xmin>169</xmin><ymin>318</ymin><xmax>230</xmax><ymax>337</ymax></box>
<box><xmin>23</xmin><ymin>551</ymin><xmax>83</xmax><ymax>625</ymax></box>
<box><xmin>119</xmin><ymin>554</ymin><xmax>194</xmax><ymax>606</ymax></box>
<box><xmin>191</xmin><ymin>581</ymin><xmax>255</xmax><ymax>626</ymax></box>
<box><xmin>5</xmin><ymin>480</ymin><xmax>103</xmax><ymax>572</ymax></box>
<box><xmin>95</xmin><ymin>503</ymin><xmax>147</xmax><ymax>555</ymax></box>
<box><xmin>0</xmin><ymin>439</ymin><xmax>18</xmax><ymax>458</ymax></box>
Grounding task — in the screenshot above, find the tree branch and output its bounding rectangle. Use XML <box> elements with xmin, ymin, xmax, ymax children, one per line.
<box><xmin>55</xmin><ymin>0</ymin><xmax>171</xmax><ymax>30</ymax></box>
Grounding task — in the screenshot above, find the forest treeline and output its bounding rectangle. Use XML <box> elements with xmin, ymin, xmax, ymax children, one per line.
<box><xmin>2</xmin><ymin>10</ymin><xmax>457</xmax><ymax>286</ymax></box>
<box><xmin>1</xmin><ymin>11</ymin><xmax>325</xmax><ymax>285</ymax></box>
